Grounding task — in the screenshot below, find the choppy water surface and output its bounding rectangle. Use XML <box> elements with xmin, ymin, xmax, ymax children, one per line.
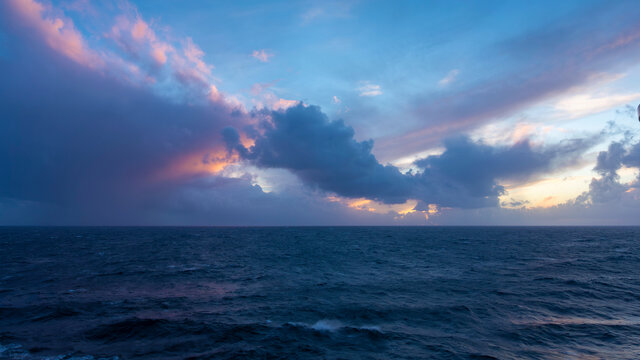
<box><xmin>1</xmin><ymin>227</ymin><xmax>639</xmax><ymax>359</ymax></box>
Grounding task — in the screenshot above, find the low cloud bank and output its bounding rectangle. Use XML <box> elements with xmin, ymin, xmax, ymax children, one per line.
<box><xmin>225</xmin><ymin>104</ymin><xmax>601</xmax><ymax>209</ymax></box>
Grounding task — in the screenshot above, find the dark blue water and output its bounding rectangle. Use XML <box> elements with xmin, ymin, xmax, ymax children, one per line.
<box><xmin>1</xmin><ymin>227</ymin><xmax>639</xmax><ymax>359</ymax></box>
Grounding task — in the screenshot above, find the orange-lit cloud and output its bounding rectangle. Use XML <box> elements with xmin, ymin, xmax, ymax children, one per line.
<box><xmin>156</xmin><ymin>148</ymin><xmax>236</xmax><ymax>181</ymax></box>
<box><xmin>272</xmin><ymin>98</ymin><xmax>299</xmax><ymax>111</ymax></box>
<box><xmin>423</xmin><ymin>204</ymin><xmax>438</xmax><ymax>221</ymax></box>
<box><xmin>154</xmin><ymin>131</ymin><xmax>254</xmax><ymax>181</ymax></box>
<box><xmin>326</xmin><ymin>196</ymin><xmax>433</xmax><ymax>219</ymax></box>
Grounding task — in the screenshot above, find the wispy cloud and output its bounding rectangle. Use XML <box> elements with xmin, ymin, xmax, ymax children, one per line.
<box><xmin>377</xmin><ymin>5</ymin><xmax>640</xmax><ymax>160</ymax></box>
<box><xmin>358</xmin><ymin>82</ymin><xmax>382</xmax><ymax>97</ymax></box>
<box><xmin>300</xmin><ymin>2</ymin><xmax>354</xmax><ymax>25</ymax></box>
<box><xmin>251</xmin><ymin>49</ymin><xmax>273</xmax><ymax>62</ymax></box>
<box><xmin>438</xmin><ymin>69</ymin><xmax>459</xmax><ymax>86</ymax></box>
<box><xmin>554</xmin><ymin>91</ymin><xmax>640</xmax><ymax>119</ymax></box>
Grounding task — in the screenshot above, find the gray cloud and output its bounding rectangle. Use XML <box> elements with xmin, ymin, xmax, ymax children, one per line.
<box><xmin>224</xmin><ymin>105</ymin><xmax>412</xmax><ymax>204</ymax></box>
<box><xmin>226</xmin><ymin>104</ymin><xmax>599</xmax><ymax>209</ymax></box>
<box><xmin>575</xmin><ymin>139</ymin><xmax>640</xmax><ymax>204</ymax></box>
<box><xmin>0</xmin><ymin>16</ymin><xmax>248</xmax><ymax>223</ymax></box>
<box><xmin>412</xmin><ymin>135</ymin><xmax>599</xmax><ymax>208</ymax></box>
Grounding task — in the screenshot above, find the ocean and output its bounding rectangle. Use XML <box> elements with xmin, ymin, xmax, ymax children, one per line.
<box><xmin>1</xmin><ymin>227</ymin><xmax>639</xmax><ymax>359</ymax></box>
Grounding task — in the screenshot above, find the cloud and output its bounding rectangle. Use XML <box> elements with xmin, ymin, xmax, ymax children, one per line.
<box><xmin>0</xmin><ymin>14</ymin><xmax>248</xmax><ymax>223</ymax></box>
<box><xmin>225</xmin><ymin>105</ymin><xmax>412</xmax><ymax>204</ymax></box>
<box><xmin>108</xmin><ymin>13</ymin><xmax>176</xmax><ymax>73</ymax></box>
<box><xmin>332</xmin><ymin>95</ymin><xmax>341</xmax><ymax>104</ymax></box>
<box><xmin>3</xmin><ymin>0</ymin><xmax>638</xmax><ymax>225</ymax></box>
<box><xmin>358</xmin><ymin>82</ymin><xmax>382</xmax><ymax>97</ymax></box>
<box><xmin>225</xmin><ymin>104</ymin><xmax>598</xmax><ymax>209</ymax></box>
<box><xmin>410</xmin><ymin>139</ymin><xmax>640</xmax><ymax>225</ymax></box>
<box><xmin>573</xmin><ymin>139</ymin><xmax>640</xmax><ymax>205</ymax></box>
<box><xmin>378</xmin><ymin>2</ymin><xmax>640</xmax><ymax>159</ymax></box>
<box><xmin>251</xmin><ymin>49</ymin><xmax>273</xmax><ymax>62</ymax></box>
<box><xmin>438</xmin><ymin>69</ymin><xmax>459</xmax><ymax>86</ymax></box>
<box><xmin>0</xmin><ymin>50</ymin><xmax>423</xmax><ymax>227</ymax></box>
<box><xmin>554</xmin><ymin>91</ymin><xmax>640</xmax><ymax>119</ymax></box>
<box><xmin>7</xmin><ymin>0</ymin><xmax>102</xmax><ymax>68</ymax></box>
<box><xmin>3</xmin><ymin>0</ymin><xmax>229</xmax><ymax>106</ymax></box>
<box><xmin>411</xmin><ymin>135</ymin><xmax>600</xmax><ymax>208</ymax></box>
<box><xmin>250</xmin><ymin>81</ymin><xmax>278</xmax><ymax>95</ymax></box>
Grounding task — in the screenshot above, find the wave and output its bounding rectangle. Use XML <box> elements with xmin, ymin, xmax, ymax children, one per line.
<box><xmin>0</xmin><ymin>342</ymin><xmax>120</xmax><ymax>360</ymax></box>
<box><xmin>286</xmin><ymin>319</ymin><xmax>383</xmax><ymax>334</ymax></box>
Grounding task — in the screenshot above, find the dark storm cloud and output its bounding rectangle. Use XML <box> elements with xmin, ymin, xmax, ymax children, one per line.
<box><xmin>225</xmin><ymin>105</ymin><xmax>598</xmax><ymax>208</ymax></box>
<box><xmin>412</xmin><ymin>136</ymin><xmax>598</xmax><ymax>208</ymax></box>
<box><xmin>224</xmin><ymin>105</ymin><xmax>412</xmax><ymax>204</ymax></box>
<box><xmin>406</xmin><ymin>139</ymin><xmax>640</xmax><ymax>226</ymax></box>
<box><xmin>0</xmin><ymin>10</ymin><xmax>430</xmax><ymax>226</ymax></box>
<box><xmin>0</xmin><ymin>18</ymin><xmax>243</xmax><ymax>222</ymax></box>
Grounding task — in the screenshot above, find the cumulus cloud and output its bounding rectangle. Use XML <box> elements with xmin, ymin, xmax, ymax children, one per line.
<box><xmin>224</xmin><ymin>105</ymin><xmax>412</xmax><ymax>204</ymax></box>
<box><xmin>434</xmin><ymin>138</ymin><xmax>640</xmax><ymax>225</ymax></box>
<box><xmin>573</xmin><ymin>139</ymin><xmax>640</xmax><ymax>205</ymax></box>
<box><xmin>412</xmin><ymin>135</ymin><xmax>599</xmax><ymax>208</ymax></box>
<box><xmin>224</xmin><ymin>104</ymin><xmax>599</xmax><ymax>209</ymax></box>
<box><xmin>3</xmin><ymin>0</ymin><xmax>639</xmax><ymax>225</ymax></box>
<box><xmin>0</xmin><ymin>5</ymin><xmax>428</xmax><ymax>226</ymax></box>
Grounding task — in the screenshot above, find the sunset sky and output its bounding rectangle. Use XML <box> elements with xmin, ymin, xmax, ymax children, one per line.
<box><xmin>1</xmin><ymin>0</ymin><xmax>640</xmax><ymax>225</ymax></box>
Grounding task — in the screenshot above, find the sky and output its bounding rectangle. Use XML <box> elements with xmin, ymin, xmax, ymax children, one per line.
<box><xmin>1</xmin><ymin>0</ymin><xmax>640</xmax><ymax>225</ymax></box>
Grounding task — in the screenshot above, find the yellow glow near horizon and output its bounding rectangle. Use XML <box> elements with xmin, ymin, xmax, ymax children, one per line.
<box><xmin>326</xmin><ymin>196</ymin><xmax>440</xmax><ymax>223</ymax></box>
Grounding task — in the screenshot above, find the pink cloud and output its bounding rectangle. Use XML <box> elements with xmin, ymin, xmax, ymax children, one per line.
<box><xmin>252</xmin><ymin>49</ymin><xmax>273</xmax><ymax>63</ymax></box>
<box><xmin>131</xmin><ymin>17</ymin><xmax>150</xmax><ymax>41</ymax></box>
<box><xmin>183</xmin><ymin>37</ymin><xmax>213</xmax><ymax>78</ymax></box>
<box><xmin>109</xmin><ymin>15</ymin><xmax>174</xmax><ymax>66</ymax></box>
<box><xmin>8</xmin><ymin>0</ymin><xmax>102</xmax><ymax>68</ymax></box>
<box><xmin>6</xmin><ymin>0</ymin><xmax>242</xmax><ymax>111</ymax></box>
<box><xmin>106</xmin><ymin>8</ymin><xmax>223</xmax><ymax>96</ymax></box>
<box><xmin>251</xmin><ymin>91</ymin><xmax>298</xmax><ymax>111</ymax></box>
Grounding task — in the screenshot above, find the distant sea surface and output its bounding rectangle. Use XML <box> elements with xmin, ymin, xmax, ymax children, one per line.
<box><xmin>1</xmin><ymin>227</ymin><xmax>640</xmax><ymax>359</ymax></box>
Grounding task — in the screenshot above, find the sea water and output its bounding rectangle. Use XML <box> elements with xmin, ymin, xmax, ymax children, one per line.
<box><xmin>1</xmin><ymin>227</ymin><xmax>639</xmax><ymax>359</ymax></box>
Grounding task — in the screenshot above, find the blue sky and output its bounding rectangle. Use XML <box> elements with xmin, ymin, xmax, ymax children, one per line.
<box><xmin>1</xmin><ymin>0</ymin><xmax>640</xmax><ymax>225</ymax></box>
